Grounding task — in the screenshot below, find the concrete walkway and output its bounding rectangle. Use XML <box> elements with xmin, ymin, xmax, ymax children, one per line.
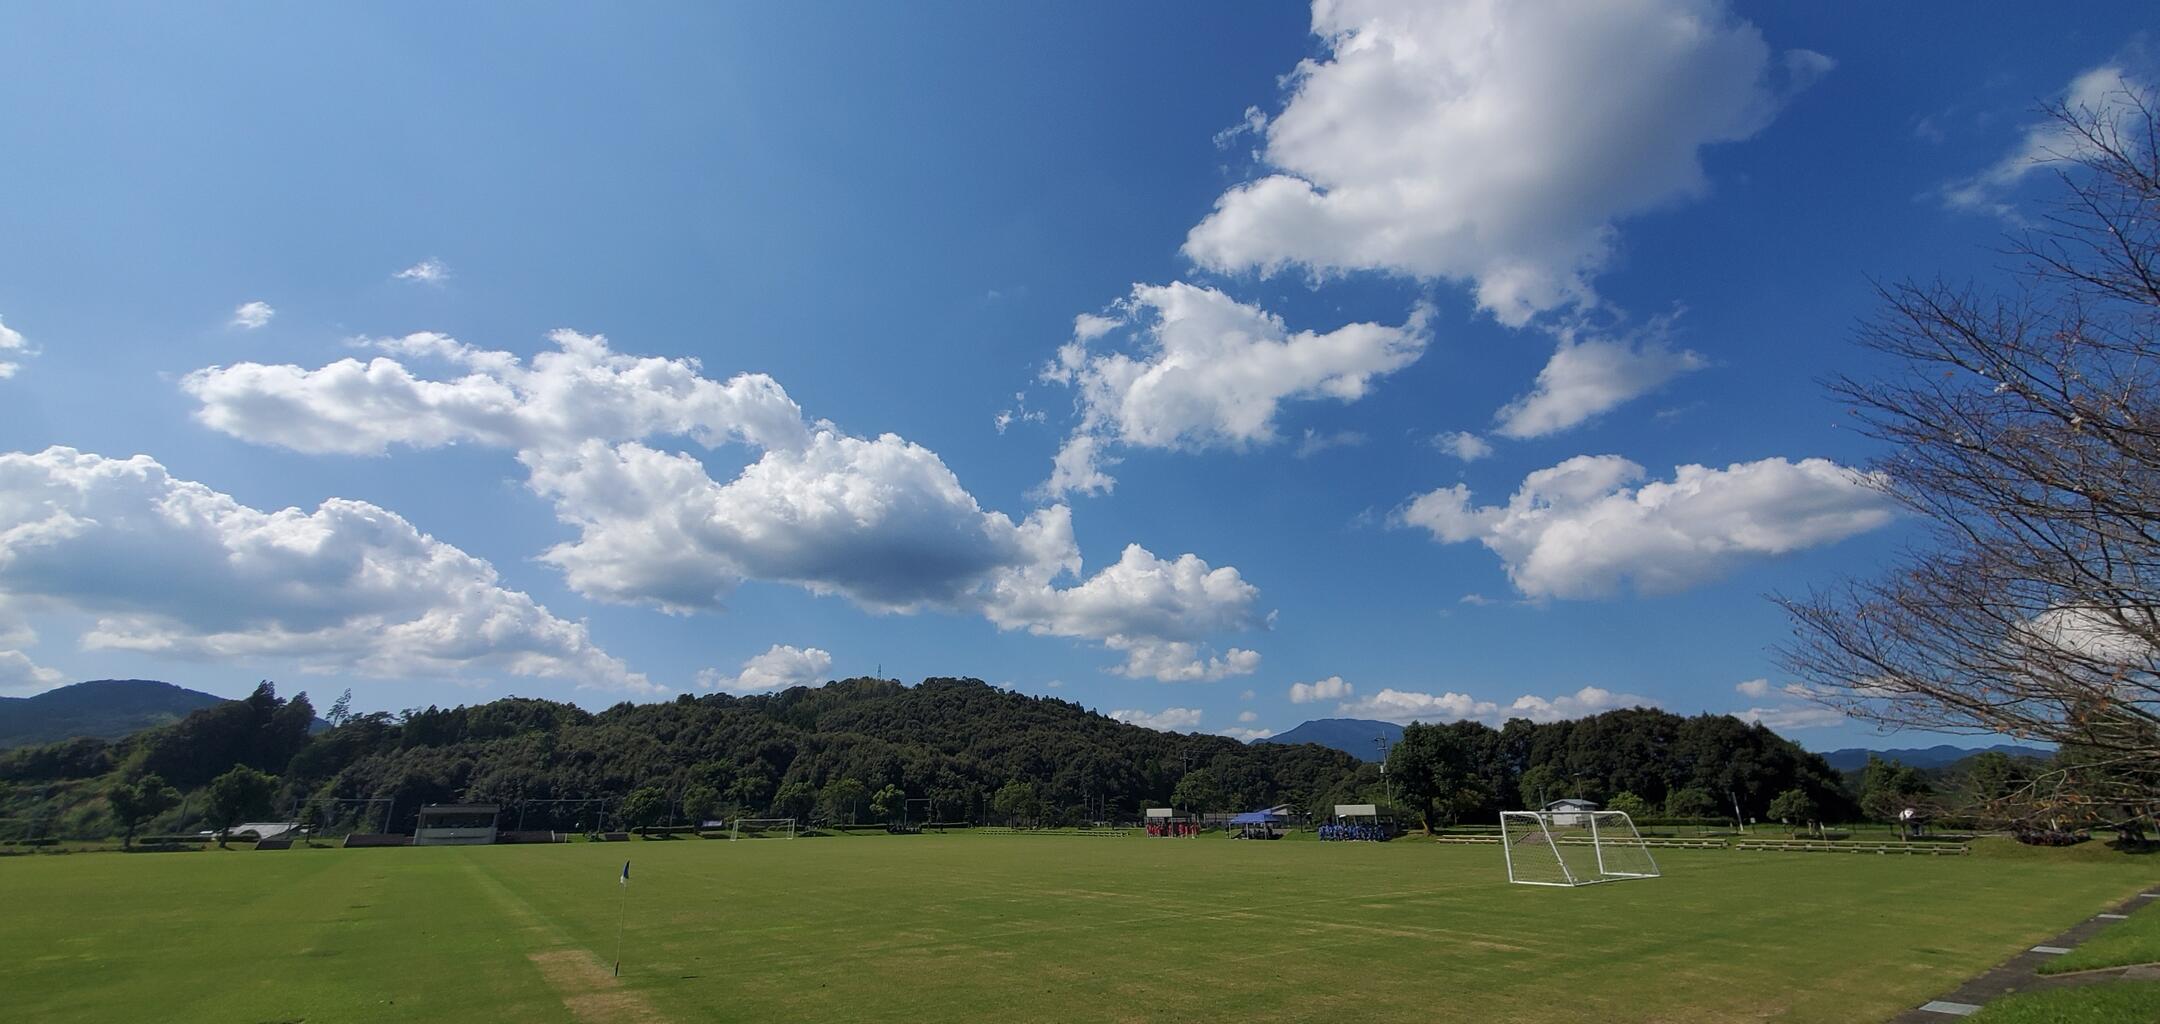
<box><xmin>1889</xmin><ymin>888</ymin><xmax>2160</xmax><ymax>1020</ymax></box>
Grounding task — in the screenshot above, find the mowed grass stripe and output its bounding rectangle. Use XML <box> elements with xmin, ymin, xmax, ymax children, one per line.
<box><xmin>1</xmin><ymin>849</ymin><xmax>581</xmax><ymax>1024</ymax></box>
<box><xmin>1</xmin><ymin>836</ymin><xmax>2151</xmax><ymax>1023</ymax></box>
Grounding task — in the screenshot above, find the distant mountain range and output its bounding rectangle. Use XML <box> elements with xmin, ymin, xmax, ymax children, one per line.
<box><xmin>1258</xmin><ymin>718</ymin><xmax>2053</xmax><ymax>772</ymax></box>
<box><xmin>1817</xmin><ymin>743</ymin><xmax>2051</xmax><ymax>772</ymax></box>
<box><xmin>1256</xmin><ymin>718</ymin><xmax>1403</xmax><ymax>760</ymax></box>
<box><xmin>0</xmin><ymin>679</ymin><xmax>231</xmax><ymax>749</ymax></box>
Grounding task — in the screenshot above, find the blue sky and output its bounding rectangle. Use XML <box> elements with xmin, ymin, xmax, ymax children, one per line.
<box><xmin>0</xmin><ymin>3</ymin><xmax>2150</xmax><ymax>750</ymax></box>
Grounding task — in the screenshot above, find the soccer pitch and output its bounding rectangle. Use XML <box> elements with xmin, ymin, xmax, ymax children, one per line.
<box><xmin>2</xmin><ymin>835</ymin><xmax>2150</xmax><ymax>1023</ymax></box>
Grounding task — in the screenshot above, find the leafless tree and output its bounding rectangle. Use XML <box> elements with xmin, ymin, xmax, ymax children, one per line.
<box><xmin>1778</xmin><ymin>81</ymin><xmax>2160</xmax><ymax>830</ymax></box>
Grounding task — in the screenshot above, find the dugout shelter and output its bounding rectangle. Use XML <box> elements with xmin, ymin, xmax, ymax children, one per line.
<box><xmin>414</xmin><ymin>804</ymin><xmax>501</xmax><ymax>846</ymax></box>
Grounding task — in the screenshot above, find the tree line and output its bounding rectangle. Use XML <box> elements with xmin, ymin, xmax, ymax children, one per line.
<box><xmin>0</xmin><ymin>673</ymin><xmax>2049</xmax><ymax>843</ymax></box>
<box><xmin>1381</xmin><ymin>710</ymin><xmax>1858</xmax><ymax>832</ymax></box>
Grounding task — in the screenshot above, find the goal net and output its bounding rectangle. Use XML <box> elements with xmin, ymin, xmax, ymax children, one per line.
<box><xmin>730</xmin><ymin>817</ymin><xmax>797</xmax><ymax>840</ymax></box>
<box><xmin>1499</xmin><ymin>811</ymin><xmax>1660</xmax><ymax>886</ymax></box>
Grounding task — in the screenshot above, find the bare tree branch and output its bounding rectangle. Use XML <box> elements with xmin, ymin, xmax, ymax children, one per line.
<box><xmin>1778</xmin><ymin>89</ymin><xmax>2160</xmax><ymax>832</ymax></box>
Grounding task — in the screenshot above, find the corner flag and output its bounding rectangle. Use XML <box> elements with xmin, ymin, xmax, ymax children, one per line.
<box><xmin>613</xmin><ymin>860</ymin><xmax>632</xmax><ymax>977</ymax></box>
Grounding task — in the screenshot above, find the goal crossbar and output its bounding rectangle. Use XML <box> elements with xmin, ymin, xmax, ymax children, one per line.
<box><xmin>729</xmin><ymin>817</ymin><xmax>798</xmax><ymax>840</ymax></box>
<box><xmin>1499</xmin><ymin>810</ymin><xmax>1660</xmax><ymax>887</ymax></box>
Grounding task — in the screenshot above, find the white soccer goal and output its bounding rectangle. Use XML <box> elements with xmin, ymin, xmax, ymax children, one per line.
<box><xmin>729</xmin><ymin>817</ymin><xmax>797</xmax><ymax>840</ymax></box>
<box><xmin>1499</xmin><ymin>810</ymin><xmax>1660</xmax><ymax>887</ymax></box>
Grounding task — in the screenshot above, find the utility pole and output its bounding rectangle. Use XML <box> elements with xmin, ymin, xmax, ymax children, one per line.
<box><xmin>1375</xmin><ymin>734</ymin><xmax>1394</xmax><ymax>815</ymax></box>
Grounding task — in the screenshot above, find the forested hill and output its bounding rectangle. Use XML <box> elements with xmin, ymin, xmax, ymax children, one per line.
<box><xmin>1257</xmin><ymin>718</ymin><xmax>1404</xmax><ymax>760</ymax></box>
<box><xmin>0</xmin><ymin>678</ymin><xmax>1372</xmax><ymax>836</ymax></box>
<box><xmin>1819</xmin><ymin>744</ymin><xmax>2051</xmax><ymax>773</ymax></box>
<box><xmin>0</xmin><ymin>680</ymin><xmax>227</xmax><ymax>749</ymax></box>
<box><xmin>0</xmin><ymin>677</ymin><xmax>1863</xmax><ymax>840</ymax></box>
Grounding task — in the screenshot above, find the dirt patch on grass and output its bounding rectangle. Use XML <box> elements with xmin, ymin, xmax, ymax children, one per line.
<box><xmin>527</xmin><ymin>950</ymin><xmax>667</xmax><ymax>1024</ymax></box>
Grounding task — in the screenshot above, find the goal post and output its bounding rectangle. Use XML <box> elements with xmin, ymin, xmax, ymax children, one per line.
<box><xmin>1499</xmin><ymin>810</ymin><xmax>1659</xmax><ymax>886</ymax></box>
<box><xmin>729</xmin><ymin>817</ymin><xmax>797</xmax><ymax>840</ymax></box>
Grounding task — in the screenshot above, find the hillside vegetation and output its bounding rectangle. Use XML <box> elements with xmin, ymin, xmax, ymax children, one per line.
<box><xmin>0</xmin><ymin>679</ymin><xmax>226</xmax><ymax>749</ymax></box>
<box><xmin>6</xmin><ymin>677</ymin><xmax>1870</xmax><ymax>839</ymax></box>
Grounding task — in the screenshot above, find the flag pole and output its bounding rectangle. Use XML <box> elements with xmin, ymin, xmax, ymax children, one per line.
<box><xmin>613</xmin><ymin>859</ymin><xmax>630</xmax><ymax>977</ymax></box>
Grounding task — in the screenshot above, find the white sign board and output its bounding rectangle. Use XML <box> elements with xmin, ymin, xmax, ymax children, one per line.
<box><xmin>1335</xmin><ymin>804</ymin><xmax>1379</xmax><ymax>817</ymax></box>
<box><xmin>1145</xmin><ymin>807</ymin><xmax>1175</xmax><ymax>818</ymax></box>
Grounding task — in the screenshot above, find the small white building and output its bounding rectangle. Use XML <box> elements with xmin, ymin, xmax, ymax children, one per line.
<box><xmin>1543</xmin><ymin>798</ymin><xmax>1600</xmax><ymax>827</ymax></box>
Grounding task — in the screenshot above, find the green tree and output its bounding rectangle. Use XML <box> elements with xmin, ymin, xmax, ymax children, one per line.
<box><xmin>620</xmin><ymin>786</ymin><xmax>670</xmax><ymax>829</ymax></box>
<box><xmin>1170</xmin><ymin>769</ymin><xmax>1225</xmax><ymax>817</ymax></box>
<box><xmin>1664</xmin><ymin>787</ymin><xmax>1718</xmax><ymax>819</ymax></box>
<box><xmin>772</xmin><ymin>781</ymin><xmax>817</xmax><ymax>822</ymax></box>
<box><xmin>325</xmin><ymin>688</ymin><xmax>355</xmax><ymax>728</ymax></box>
<box><xmin>822</xmin><ymin>777</ymin><xmax>868</xmax><ymax>824</ymax></box>
<box><xmin>726</xmin><ymin>775</ymin><xmax>772</xmax><ymax>816</ymax></box>
<box><xmin>1605</xmin><ymin>791</ymin><xmax>1650</xmax><ymax>818</ymax></box>
<box><xmin>298</xmin><ymin>794</ymin><xmax>333</xmax><ymax>844</ymax></box>
<box><xmin>1387</xmin><ymin>724</ymin><xmax>1488</xmax><ymax>832</ymax></box>
<box><xmin>1954</xmin><ymin>750</ymin><xmax>2053</xmax><ymax>829</ymax></box>
<box><xmin>991</xmin><ymin>780</ymin><xmax>1040</xmax><ymax>826</ymax></box>
<box><xmin>1517</xmin><ymin>764</ymin><xmax>1565</xmax><ymax>809</ymax></box>
<box><xmin>1960</xmin><ymin>752</ymin><xmax>2025</xmax><ymax>808</ymax></box>
<box><xmin>207</xmin><ymin>764</ymin><xmax>277</xmax><ymax>847</ymax></box>
<box><xmin>1859</xmin><ymin>756</ymin><xmax>1931</xmax><ymax>827</ymax></box>
<box><xmin>680</xmin><ymin>782</ymin><xmax>721</xmax><ymax>825</ymax></box>
<box><xmin>1768</xmin><ymin>788</ymin><xmax>1818</xmax><ymax>833</ymax></box>
<box><xmin>107</xmin><ymin>773</ymin><xmax>180</xmax><ymax>849</ymax></box>
<box><xmin>871</xmin><ymin>784</ymin><xmax>906</xmax><ymax>824</ymax></box>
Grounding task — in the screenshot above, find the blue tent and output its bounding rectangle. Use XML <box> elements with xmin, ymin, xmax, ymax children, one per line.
<box><xmin>1229</xmin><ymin>810</ymin><xmax>1285</xmax><ymax>825</ymax></box>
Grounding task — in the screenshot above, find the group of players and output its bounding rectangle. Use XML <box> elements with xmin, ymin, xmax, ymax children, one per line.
<box><xmin>1317</xmin><ymin>821</ymin><xmax>1393</xmax><ymax>842</ymax></box>
<box><xmin>1141</xmin><ymin>819</ymin><xmax>1393</xmax><ymax>841</ymax></box>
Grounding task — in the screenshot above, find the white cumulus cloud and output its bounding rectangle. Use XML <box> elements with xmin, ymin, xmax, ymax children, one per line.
<box><xmin>986</xmin><ymin>540</ymin><xmax>1266</xmax><ymax>682</ymax></box>
<box><xmin>230</xmin><ymin>301</ymin><xmax>275</xmax><ymax>330</ymax></box>
<box><xmin>393</xmin><ymin>258</ymin><xmax>449</xmax><ymax>284</ymax></box>
<box><xmin>1495</xmin><ymin>331</ymin><xmax>1705</xmax><ymax>438</ymax></box>
<box><xmin>183</xmin><ymin>331</ymin><xmax>1264</xmax><ymax>682</ymax></box>
<box><xmin>1505</xmin><ymin>685</ymin><xmax>1650</xmax><ymax>723</ymax></box>
<box><xmin>1336</xmin><ymin>687</ymin><xmax>1498</xmax><ymax>725</ymax></box>
<box><xmin>698</xmin><ymin>644</ymin><xmax>833</xmax><ymax>694</ymax></box>
<box><xmin>1735</xmin><ymin>678</ymin><xmax>1773</xmax><ymax>698</ymax></box>
<box><xmin>1736</xmin><ymin>704</ymin><xmax>1845</xmax><ymax>730</ymax></box>
<box><xmin>0</xmin><ymin>315</ymin><xmax>36</xmax><ymax>380</ymax></box>
<box><xmin>2018</xmin><ymin>606</ymin><xmax>2157</xmax><ymax>665</ymax></box>
<box><xmin>1295</xmin><ymin>429</ymin><xmax>1368</xmax><ymax>459</ymax></box>
<box><xmin>1039</xmin><ymin>281</ymin><xmax>1428</xmax><ymax>495</ymax></box>
<box><xmin>185</xmin><ymin>330</ymin><xmax>813</xmax><ymax>457</ymax></box>
<box><xmin>0</xmin><ymin>649</ymin><xmax>64</xmax><ymax>695</ymax></box>
<box><xmin>1289</xmin><ymin>675</ymin><xmax>1352</xmax><ymax>703</ymax></box>
<box><xmin>1432</xmin><ymin>431</ymin><xmax>1493</xmax><ymax>462</ymax></box>
<box><xmin>524</xmin><ymin>434</ymin><xmax>1071</xmax><ymax>615</ymax></box>
<box><xmin>1398</xmin><ymin>455</ymin><xmax>1892</xmax><ymax>599</ymax></box>
<box><xmin>1183</xmin><ymin>0</ymin><xmax>1830</xmax><ymax>325</ymax></box>
<box><xmin>1335</xmin><ymin>683</ymin><xmax>1649</xmax><ymax>725</ymax></box>
<box><xmin>0</xmin><ymin>446</ymin><xmax>653</xmax><ymax>692</ymax></box>
<box><xmin>1108</xmin><ymin>706</ymin><xmax>1204</xmax><ymax>733</ymax></box>
<box><xmin>1942</xmin><ymin>65</ymin><xmax>2149</xmax><ymax>219</ymax></box>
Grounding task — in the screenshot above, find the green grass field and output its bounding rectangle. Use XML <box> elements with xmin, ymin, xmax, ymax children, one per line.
<box><xmin>1</xmin><ymin>834</ymin><xmax>2152</xmax><ymax>1023</ymax></box>
<box><xmin>1967</xmin><ymin>982</ymin><xmax>2160</xmax><ymax>1023</ymax></box>
<box><xmin>2039</xmin><ymin>897</ymin><xmax>2160</xmax><ymax>975</ymax></box>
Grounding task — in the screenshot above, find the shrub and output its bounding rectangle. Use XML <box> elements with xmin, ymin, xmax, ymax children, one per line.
<box><xmin>2012</xmin><ymin>829</ymin><xmax>2090</xmax><ymax>847</ymax></box>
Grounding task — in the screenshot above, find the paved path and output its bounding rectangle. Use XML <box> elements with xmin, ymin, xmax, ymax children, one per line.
<box><xmin>1889</xmin><ymin>888</ymin><xmax>2160</xmax><ymax>1020</ymax></box>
